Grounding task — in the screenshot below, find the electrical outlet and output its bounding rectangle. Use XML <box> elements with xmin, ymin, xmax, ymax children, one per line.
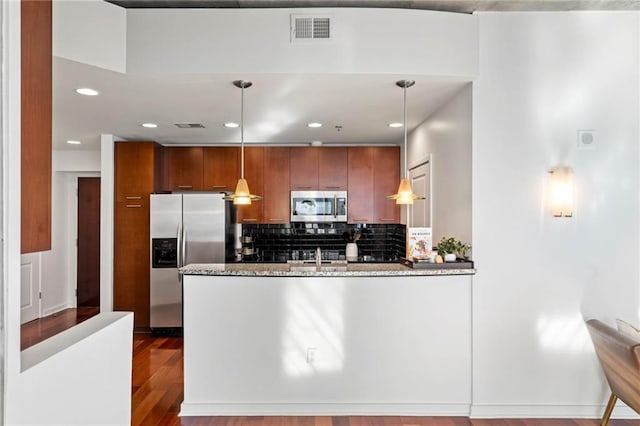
<box><xmin>306</xmin><ymin>347</ymin><xmax>317</xmax><ymax>364</ymax></box>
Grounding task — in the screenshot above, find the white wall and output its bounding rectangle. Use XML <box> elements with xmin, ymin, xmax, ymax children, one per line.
<box><xmin>126</xmin><ymin>8</ymin><xmax>478</xmax><ymax>76</ymax></box>
<box><xmin>4</xmin><ymin>0</ymin><xmax>24</xmax><ymax>421</ymax></box>
<box><xmin>29</xmin><ymin>151</ymin><xmax>102</xmax><ymax>317</ymax></box>
<box><xmin>472</xmin><ymin>12</ymin><xmax>640</xmax><ymax>418</ymax></box>
<box><xmin>100</xmin><ymin>135</ymin><xmax>115</xmax><ymax>313</ymax></box>
<box><xmin>53</xmin><ymin>0</ymin><xmax>127</xmax><ymax>73</ymax></box>
<box><xmin>183</xmin><ymin>274</ymin><xmax>472</xmax><ymax>416</ymax></box>
<box><xmin>9</xmin><ymin>312</ymin><xmax>133</xmax><ymax>425</ymax></box>
<box><xmin>408</xmin><ymin>84</ymin><xmax>472</xmax><ymax>245</ymax></box>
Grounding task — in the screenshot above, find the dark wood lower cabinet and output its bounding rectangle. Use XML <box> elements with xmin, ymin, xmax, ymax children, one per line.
<box><xmin>114</xmin><ymin>201</ymin><xmax>150</xmax><ymax>329</ymax></box>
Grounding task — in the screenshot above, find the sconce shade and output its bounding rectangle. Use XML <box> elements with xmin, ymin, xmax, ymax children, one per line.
<box><xmin>387</xmin><ymin>178</ymin><xmax>424</xmax><ymax>205</ymax></box>
<box><xmin>549</xmin><ymin>166</ymin><xmax>573</xmax><ymax>217</ymax></box>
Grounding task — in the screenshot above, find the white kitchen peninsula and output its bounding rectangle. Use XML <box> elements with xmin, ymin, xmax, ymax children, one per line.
<box><xmin>180</xmin><ymin>263</ymin><xmax>474</xmax><ymax>417</ymax></box>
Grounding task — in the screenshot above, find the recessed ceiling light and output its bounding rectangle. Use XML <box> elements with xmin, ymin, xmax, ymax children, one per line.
<box><xmin>66</xmin><ymin>140</ymin><xmax>81</xmax><ymax>145</ymax></box>
<box><xmin>388</xmin><ymin>122</ymin><xmax>403</xmax><ymax>128</ymax></box>
<box><xmin>141</xmin><ymin>123</ymin><xmax>158</xmax><ymax>128</ymax></box>
<box><xmin>75</xmin><ymin>88</ymin><xmax>99</xmax><ymax>96</ymax></box>
<box><xmin>311</xmin><ymin>141</ymin><xmax>323</xmax><ymax>147</ymax></box>
<box><xmin>224</xmin><ymin>122</ymin><xmax>239</xmax><ymax>128</ymax></box>
<box><xmin>307</xmin><ymin>122</ymin><xmax>322</xmax><ymax>128</ymax></box>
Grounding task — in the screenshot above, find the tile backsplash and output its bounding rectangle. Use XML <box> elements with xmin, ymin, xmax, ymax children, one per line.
<box><xmin>240</xmin><ymin>223</ymin><xmax>406</xmax><ymax>263</ymax></box>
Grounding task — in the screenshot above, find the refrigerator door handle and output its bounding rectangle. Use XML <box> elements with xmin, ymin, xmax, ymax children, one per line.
<box><xmin>182</xmin><ymin>224</ymin><xmax>188</xmax><ymax>267</ymax></box>
<box><xmin>177</xmin><ymin>222</ymin><xmax>183</xmax><ymax>268</ymax></box>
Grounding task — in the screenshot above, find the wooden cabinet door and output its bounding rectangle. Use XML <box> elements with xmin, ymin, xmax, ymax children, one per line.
<box><xmin>203</xmin><ymin>147</ymin><xmax>239</xmax><ymax>192</ymax></box>
<box><xmin>114</xmin><ymin>201</ymin><xmax>150</xmax><ymax>329</ymax></box>
<box><xmin>290</xmin><ymin>147</ymin><xmax>318</xmax><ymax>190</ymax></box>
<box><xmin>115</xmin><ymin>142</ymin><xmax>158</xmax><ymax>201</ymax></box>
<box><xmin>114</xmin><ymin>141</ymin><xmax>159</xmax><ymax>329</ymax></box>
<box><xmin>166</xmin><ymin>147</ymin><xmax>203</xmax><ymax>191</ymax></box>
<box><xmin>263</xmin><ymin>147</ymin><xmax>290</xmax><ymax>224</ymax></box>
<box><xmin>347</xmin><ymin>147</ymin><xmax>375</xmax><ymax>223</ymax></box>
<box><xmin>21</xmin><ymin>0</ymin><xmax>52</xmax><ymax>253</ymax></box>
<box><xmin>373</xmin><ymin>146</ymin><xmax>401</xmax><ymax>223</ymax></box>
<box><xmin>319</xmin><ymin>147</ymin><xmax>348</xmax><ymax>190</ymax></box>
<box><xmin>236</xmin><ymin>147</ymin><xmax>264</xmax><ymax>223</ymax></box>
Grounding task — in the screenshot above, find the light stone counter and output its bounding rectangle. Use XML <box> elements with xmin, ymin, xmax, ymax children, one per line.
<box><xmin>180</xmin><ymin>262</ymin><xmax>475</xmax><ymax>277</ymax></box>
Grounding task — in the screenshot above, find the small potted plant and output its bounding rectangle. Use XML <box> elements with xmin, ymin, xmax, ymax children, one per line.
<box><xmin>436</xmin><ymin>237</ymin><xmax>470</xmax><ymax>262</ymax></box>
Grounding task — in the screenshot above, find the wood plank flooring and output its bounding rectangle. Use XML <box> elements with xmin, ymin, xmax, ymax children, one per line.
<box><xmin>21</xmin><ymin>309</ymin><xmax>640</xmax><ymax>425</ymax></box>
<box><xmin>20</xmin><ymin>306</ymin><xmax>99</xmax><ymax>350</ymax></box>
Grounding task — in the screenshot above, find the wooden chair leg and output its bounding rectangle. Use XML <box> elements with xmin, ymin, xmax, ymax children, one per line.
<box><xmin>602</xmin><ymin>392</ymin><xmax>617</xmax><ymax>426</ymax></box>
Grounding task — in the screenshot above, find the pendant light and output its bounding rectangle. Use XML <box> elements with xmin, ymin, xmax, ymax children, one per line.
<box><xmin>224</xmin><ymin>80</ymin><xmax>262</xmax><ymax>205</ymax></box>
<box><xmin>387</xmin><ymin>79</ymin><xmax>425</xmax><ymax>205</ymax></box>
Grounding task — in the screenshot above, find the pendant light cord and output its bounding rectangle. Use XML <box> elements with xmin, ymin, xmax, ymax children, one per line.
<box><xmin>403</xmin><ymin>83</ymin><xmax>408</xmax><ymax>180</ymax></box>
<box><xmin>240</xmin><ymin>83</ymin><xmax>245</xmax><ymax>180</ymax></box>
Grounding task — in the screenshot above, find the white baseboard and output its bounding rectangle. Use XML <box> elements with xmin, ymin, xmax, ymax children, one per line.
<box><xmin>470</xmin><ymin>403</ymin><xmax>638</xmax><ymax>419</ymax></box>
<box><xmin>180</xmin><ymin>402</ymin><xmax>471</xmax><ymax>417</ymax></box>
<box><xmin>42</xmin><ymin>303</ymin><xmax>71</xmax><ymax>318</ymax></box>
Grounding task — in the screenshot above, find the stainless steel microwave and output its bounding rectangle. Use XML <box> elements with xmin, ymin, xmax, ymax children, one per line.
<box><xmin>291</xmin><ymin>191</ymin><xmax>347</xmax><ymax>222</ymax></box>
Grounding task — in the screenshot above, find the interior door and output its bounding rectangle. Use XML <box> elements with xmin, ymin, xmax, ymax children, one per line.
<box><xmin>409</xmin><ymin>160</ymin><xmax>432</xmax><ymax>227</ymax></box>
<box><xmin>20</xmin><ymin>253</ymin><xmax>41</xmax><ymax>324</ymax></box>
<box><xmin>77</xmin><ymin>177</ymin><xmax>101</xmax><ymax>307</ymax></box>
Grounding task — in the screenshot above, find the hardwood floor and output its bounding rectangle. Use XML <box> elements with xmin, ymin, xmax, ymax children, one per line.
<box><xmin>21</xmin><ymin>309</ymin><xmax>640</xmax><ymax>425</ymax></box>
<box><xmin>20</xmin><ymin>306</ymin><xmax>99</xmax><ymax>350</ymax></box>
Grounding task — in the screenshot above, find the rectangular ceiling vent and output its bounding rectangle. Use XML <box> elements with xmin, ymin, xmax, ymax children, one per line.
<box><xmin>291</xmin><ymin>15</ymin><xmax>333</xmax><ymax>42</ymax></box>
<box><xmin>174</xmin><ymin>123</ymin><xmax>205</xmax><ymax>129</ymax></box>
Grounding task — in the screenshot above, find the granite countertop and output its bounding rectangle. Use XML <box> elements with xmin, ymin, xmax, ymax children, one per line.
<box><xmin>180</xmin><ymin>262</ymin><xmax>476</xmax><ymax>277</ymax></box>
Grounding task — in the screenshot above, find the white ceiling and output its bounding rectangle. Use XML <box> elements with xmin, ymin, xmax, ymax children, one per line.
<box><xmin>53</xmin><ymin>57</ymin><xmax>470</xmax><ymax>150</ymax></box>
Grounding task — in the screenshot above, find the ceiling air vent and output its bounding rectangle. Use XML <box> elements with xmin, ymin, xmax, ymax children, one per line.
<box><xmin>291</xmin><ymin>15</ymin><xmax>333</xmax><ymax>42</ymax></box>
<box><xmin>174</xmin><ymin>123</ymin><xmax>205</xmax><ymax>129</ymax></box>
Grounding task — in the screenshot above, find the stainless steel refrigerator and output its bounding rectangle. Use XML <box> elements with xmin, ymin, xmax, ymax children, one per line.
<box><xmin>150</xmin><ymin>193</ymin><xmax>232</xmax><ymax>333</ymax></box>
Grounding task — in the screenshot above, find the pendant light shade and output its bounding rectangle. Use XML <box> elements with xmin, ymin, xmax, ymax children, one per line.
<box><xmin>387</xmin><ymin>79</ymin><xmax>425</xmax><ymax>205</ymax></box>
<box><xmin>224</xmin><ymin>80</ymin><xmax>262</xmax><ymax>205</ymax></box>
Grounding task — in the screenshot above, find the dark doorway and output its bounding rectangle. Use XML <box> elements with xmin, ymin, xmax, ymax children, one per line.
<box><xmin>77</xmin><ymin>177</ymin><xmax>101</xmax><ymax>307</ymax></box>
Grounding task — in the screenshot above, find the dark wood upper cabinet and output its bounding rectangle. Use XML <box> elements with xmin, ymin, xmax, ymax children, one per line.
<box><xmin>115</xmin><ymin>142</ymin><xmax>162</xmax><ymax>201</ymax></box>
<box><xmin>263</xmin><ymin>147</ymin><xmax>290</xmax><ymax>224</ymax></box>
<box><xmin>290</xmin><ymin>147</ymin><xmax>319</xmax><ymax>190</ymax></box>
<box><xmin>373</xmin><ymin>146</ymin><xmax>401</xmax><ymax>223</ymax></box>
<box><xmin>203</xmin><ymin>147</ymin><xmax>240</xmax><ymax>192</ymax></box>
<box><xmin>21</xmin><ymin>0</ymin><xmax>52</xmax><ymax>253</ymax></box>
<box><xmin>290</xmin><ymin>147</ymin><xmax>347</xmax><ymax>191</ymax></box>
<box><xmin>347</xmin><ymin>147</ymin><xmax>375</xmax><ymax>223</ymax></box>
<box><xmin>236</xmin><ymin>147</ymin><xmax>264</xmax><ymax>224</ymax></box>
<box><xmin>166</xmin><ymin>147</ymin><xmax>203</xmax><ymax>191</ymax></box>
<box><xmin>348</xmin><ymin>147</ymin><xmax>400</xmax><ymax>224</ymax></box>
<box><xmin>319</xmin><ymin>147</ymin><xmax>348</xmax><ymax>190</ymax></box>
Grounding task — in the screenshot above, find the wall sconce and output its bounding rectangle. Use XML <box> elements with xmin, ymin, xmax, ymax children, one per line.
<box><xmin>549</xmin><ymin>166</ymin><xmax>574</xmax><ymax>217</ymax></box>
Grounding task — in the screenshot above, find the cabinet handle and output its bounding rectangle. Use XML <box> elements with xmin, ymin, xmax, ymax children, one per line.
<box><xmin>379</xmin><ymin>218</ymin><xmax>396</xmax><ymax>222</ymax></box>
<box><xmin>211</xmin><ymin>185</ymin><xmax>226</xmax><ymax>189</ymax></box>
<box><xmin>178</xmin><ymin>185</ymin><xmax>193</xmax><ymax>189</ymax></box>
<box><xmin>125</xmin><ymin>196</ymin><xmax>141</xmax><ymax>200</ymax></box>
<box><xmin>353</xmin><ymin>218</ymin><xmax>369</xmax><ymax>222</ymax></box>
<box><xmin>295</xmin><ymin>186</ymin><xmax>312</xmax><ymax>189</ymax></box>
<box><xmin>242</xmin><ymin>219</ymin><xmax>258</xmax><ymax>222</ymax></box>
<box><xmin>324</xmin><ymin>186</ymin><xmax>341</xmax><ymax>189</ymax></box>
<box><xmin>269</xmin><ymin>219</ymin><xmax>284</xmax><ymax>221</ymax></box>
<box><xmin>125</xmin><ymin>204</ymin><xmax>142</xmax><ymax>208</ymax></box>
